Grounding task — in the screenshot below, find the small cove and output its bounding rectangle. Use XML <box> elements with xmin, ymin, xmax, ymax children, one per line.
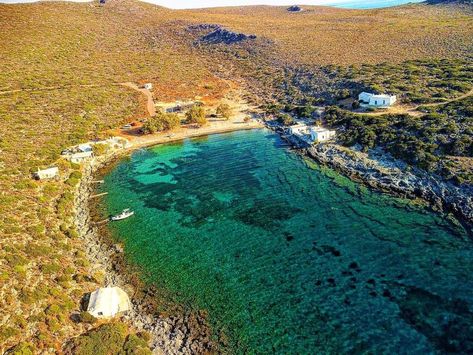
<box><xmin>98</xmin><ymin>129</ymin><xmax>473</xmax><ymax>353</ymax></box>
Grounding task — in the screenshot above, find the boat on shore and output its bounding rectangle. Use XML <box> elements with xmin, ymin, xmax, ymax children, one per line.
<box><xmin>111</xmin><ymin>208</ymin><xmax>134</xmax><ymax>221</ymax></box>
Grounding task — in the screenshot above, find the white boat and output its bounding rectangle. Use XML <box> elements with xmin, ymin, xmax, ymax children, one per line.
<box><xmin>110</xmin><ymin>208</ymin><xmax>134</xmax><ymax>221</ymax></box>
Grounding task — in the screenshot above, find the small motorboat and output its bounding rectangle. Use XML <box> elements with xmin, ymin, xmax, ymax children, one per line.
<box><xmin>110</xmin><ymin>208</ymin><xmax>134</xmax><ymax>221</ymax></box>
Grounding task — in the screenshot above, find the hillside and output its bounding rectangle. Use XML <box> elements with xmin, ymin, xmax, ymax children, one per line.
<box><xmin>0</xmin><ymin>0</ymin><xmax>472</xmax><ymax>352</ymax></box>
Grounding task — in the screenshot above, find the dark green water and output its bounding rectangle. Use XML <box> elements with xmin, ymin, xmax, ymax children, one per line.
<box><xmin>101</xmin><ymin>129</ymin><xmax>473</xmax><ymax>354</ymax></box>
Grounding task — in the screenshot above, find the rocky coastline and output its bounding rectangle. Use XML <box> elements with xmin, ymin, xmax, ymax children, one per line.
<box><xmin>272</xmin><ymin>125</ymin><xmax>472</xmax><ymax>234</ymax></box>
<box><xmin>306</xmin><ymin>143</ymin><xmax>473</xmax><ymax>234</ymax></box>
<box><xmin>74</xmin><ymin>151</ymin><xmax>216</xmax><ymax>354</ymax></box>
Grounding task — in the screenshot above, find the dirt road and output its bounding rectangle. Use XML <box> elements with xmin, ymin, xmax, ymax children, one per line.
<box><xmin>120</xmin><ymin>82</ymin><xmax>156</xmax><ymax>117</ymax></box>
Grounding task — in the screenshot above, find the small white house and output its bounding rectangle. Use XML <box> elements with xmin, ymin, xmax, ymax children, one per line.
<box><xmin>69</xmin><ymin>151</ymin><xmax>93</xmax><ymax>164</ymax></box>
<box><xmin>34</xmin><ymin>167</ymin><xmax>59</xmax><ymax>180</ymax></box>
<box><xmin>310</xmin><ymin>127</ymin><xmax>336</xmax><ymax>142</ymax></box>
<box><xmin>358</xmin><ymin>92</ymin><xmax>396</xmax><ymax>108</ymax></box>
<box><xmin>288</xmin><ymin>123</ymin><xmax>309</xmax><ymax>136</ymax></box>
<box><xmin>143</xmin><ymin>83</ymin><xmax>153</xmax><ymax>90</ymax></box>
<box><xmin>86</xmin><ymin>287</ymin><xmax>131</xmax><ymax>318</ymax></box>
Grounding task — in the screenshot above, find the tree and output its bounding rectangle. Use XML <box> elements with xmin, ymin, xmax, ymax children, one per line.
<box><xmin>185</xmin><ymin>105</ymin><xmax>207</xmax><ymax>126</ymax></box>
<box><xmin>141</xmin><ymin>112</ymin><xmax>181</xmax><ymax>134</ymax></box>
<box><xmin>277</xmin><ymin>113</ymin><xmax>294</xmax><ymax>126</ymax></box>
<box><xmin>216</xmin><ymin>103</ymin><xmax>232</xmax><ymax>120</ymax></box>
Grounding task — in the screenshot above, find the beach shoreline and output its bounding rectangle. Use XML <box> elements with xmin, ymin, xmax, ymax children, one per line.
<box><xmin>73</xmin><ymin>121</ymin><xmax>263</xmax><ymax>352</ymax></box>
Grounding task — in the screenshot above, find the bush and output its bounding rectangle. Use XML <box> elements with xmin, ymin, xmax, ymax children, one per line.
<box><xmin>277</xmin><ymin>114</ymin><xmax>294</xmax><ymax>126</ymax></box>
<box><xmin>78</xmin><ymin>312</ymin><xmax>97</xmax><ymax>324</ymax></box>
<box><xmin>65</xmin><ymin>171</ymin><xmax>82</xmax><ymax>186</ymax></box>
<box><xmin>123</xmin><ymin>334</ymin><xmax>151</xmax><ymax>354</ymax></box>
<box><xmin>141</xmin><ymin>112</ymin><xmax>180</xmax><ymax>134</ymax></box>
<box><xmin>65</xmin><ymin>323</ymin><xmax>128</xmax><ymax>355</ymax></box>
<box><xmin>41</xmin><ymin>263</ymin><xmax>61</xmax><ymax>275</ymax></box>
<box><xmin>185</xmin><ymin>105</ymin><xmax>207</xmax><ymax>126</ymax></box>
<box><xmin>0</xmin><ymin>326</ymin><xmax>19</xmax><ymax>342</ymax></box>
<box><xmin>216</xmin><ymin>103</ymin><xmax>232</xmax><ymax>120</ymax></box>
<box><xmin>5</xmin><ymin>342</ymin><xmax>34</xmax><ymax>355</ymax></box>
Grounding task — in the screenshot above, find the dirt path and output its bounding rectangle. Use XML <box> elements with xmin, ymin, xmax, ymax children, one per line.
<box><xmin>419</xmin><ymin>88</ymin><xmax>473</xmax><ymax>107</ymax></box>
<box><xmin>120</xmin><ymin>82</ymin><xmax>156</xmax><ymax>117</ymax></box>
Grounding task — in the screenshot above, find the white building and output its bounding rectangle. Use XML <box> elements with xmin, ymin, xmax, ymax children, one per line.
<box><xmin>143</xmin><ymin>83</ymin><xmax>153</xmax><ymax>90</ymax></box>
<box><xmin>358</xmin><ymin>92</ymin><xmax>396</xmax><ymax>108</ymax></box>
<box><xmin>69</xmin><ymin>151</ymin><xmax>93</xmax><ymax>164</ymax></box>
<box><xmin>288</xmin><ymin>123</ymin><xmax>309</xmax><ymax>136</ymax></box>
<box><xmin>86</xmin><ymin>287</ymin><xmax>131</xmax><ymax>319</ymax></box>
<box><xmin>310</xmin><ymin>127</ymin><xmax>336</xmax><ymax>142</ymax></box>
<box><xmin>34</xmin><ymin>167</ymin><xmax>59</xmax><ymax>180</ymax></box>
<box><xmin>77</xmin><ymin>143</ymin><xmax>93</xmax><ymax>153</ymax></box>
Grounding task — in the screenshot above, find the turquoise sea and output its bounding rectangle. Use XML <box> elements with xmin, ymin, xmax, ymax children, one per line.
<box><xmin>100</xmin><ymin>129</ymin><xmax>473</xmax><ymax>353</ymax></box>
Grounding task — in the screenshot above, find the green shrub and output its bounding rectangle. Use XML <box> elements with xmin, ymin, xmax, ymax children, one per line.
<box><xmin>45</xmin><ymin>304</ymin><xmax>61</xmax><ymax>315</ymax></box>
<box><xmin>141</xmin><ymin>112</ymin><xmax>180</xmax><ymax>134</ymax></box>
<box><xmin>41</xmin><ymin>263</ymin><xmax>61</xmax><ymax>274</ymax></box>
<box><xmin>277</xmin><ymin>114</ymin><xmax>294</xmax><ymax>126</ymax></box>
<box><xmin>185</xmin><ymin>105</ymin><xmax>207</xmax><ymax>126</ymax></box>
<box><xmin>65</xmin><ymin>177</ymin><xmax>80</xmax><ymax>186</ymax></box>
<box><xmin>216</xmin><ymin>103</ymin><xmax>232</xmax><ymax>119</ymax></box>
<box><xmin>5</xmin><ymin>342</ymin><xmax>34</xmax><ymax>355</ymax></box>
<box><xmin>78</xmin><ymin>312</ymin><xmax>97</xmax><ymax>324</ymax></box>
<box><xmin>65</xmin><ymin>323</ymin><xmax>128</xmax><ymax>355</ymax></box>
<box><xmin>123</xmin><ymin>334</ymin><xmax>151</xmax><ymax>354</ymax></box>
<box><xmin>0</xmin><ymin>326</ymin><xmax>19</xmax><ymax>342</ymax></box>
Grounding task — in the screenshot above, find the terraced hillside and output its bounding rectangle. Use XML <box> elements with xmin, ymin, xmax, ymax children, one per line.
<box><xmin>0</xmin><ymin>0</ymin><xmax>472</xmax><ymax>351</ymax></box>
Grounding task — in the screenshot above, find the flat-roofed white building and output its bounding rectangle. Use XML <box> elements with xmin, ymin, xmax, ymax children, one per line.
<box><xmin>359</xmin><ymin>92</ymin><xmax>396</xmax><ymax>108</ymax></box>
<box><xmin>34</xmin><ymin>167</ymin><xmax>59</xmax><ymax>180</ymax></box>
<box><xmin>310</xmin><ymin>127</ymin><xmax>336</xmax><ymax>142</ymax></box>
<box><xmin>288</xmin><ymin>123</ymin><xmax>309</xmax><ymax>136</ymax></box>
<box><xmin>143</xmin><ymin>83</ymin><xmax>153</xmax><ymax>90</ymax></box>
<box><xmin>69</xmin><ymin>151</ymin><xmax>93</xmax><ymax>164</ymax></box>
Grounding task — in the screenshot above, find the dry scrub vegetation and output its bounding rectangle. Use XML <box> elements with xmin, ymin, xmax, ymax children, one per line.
<box><xmin>0</xmin><ymin>0</ymin><xmax>472</xmax><ymax>351</ymax></box>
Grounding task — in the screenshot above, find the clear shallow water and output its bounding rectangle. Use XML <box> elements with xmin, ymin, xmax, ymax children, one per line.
<box><xmin>101</xmin><ymin>129</ymin><xmax>473</xmax><ymax>353</ymax></box>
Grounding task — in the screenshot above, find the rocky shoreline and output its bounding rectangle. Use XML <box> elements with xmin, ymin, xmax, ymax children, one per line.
<box><xmin>74</xmin><ymin>151</ymin><xmax>217</xmax><ymax>354</ymax></box>
<box><xmin>306</xmin><ymin>143</ymin><xmax>473</xmax><ymax>234</ymax></box>
<box><xmin>272</xmin><ymin>125</ymin><xmax>472</xmax><ymax>234</ymax></box>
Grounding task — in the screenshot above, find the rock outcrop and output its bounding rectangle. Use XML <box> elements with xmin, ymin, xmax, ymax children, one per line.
<box><xmin>188</xmin><ymin>24</ymin><xmax>256</xmax><ymax>45</ymax></box>
<box><xmin>287</xmin><ymin>5</ymin><xmax>303</xmax><ymax>12</ymax></box>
